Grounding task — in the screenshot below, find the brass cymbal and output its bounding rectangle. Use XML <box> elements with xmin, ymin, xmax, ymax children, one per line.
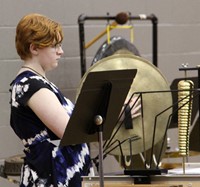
<box><xmin>77</xmin><ymin>53</ymin><xmax>172</xmax><ymax>156</ymax></box>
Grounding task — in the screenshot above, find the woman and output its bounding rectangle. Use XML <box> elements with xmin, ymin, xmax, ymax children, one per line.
<box><xmin>10</xmin><ymin>13</ymin><xmax>94</xmax><ymax>187</ymax></box>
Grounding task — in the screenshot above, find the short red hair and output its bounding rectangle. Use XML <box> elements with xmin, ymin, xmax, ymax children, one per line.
<box><xmin>15</xmin><ymin>13</ymin><xmax>64</xmax><ymax>60</ymax></box>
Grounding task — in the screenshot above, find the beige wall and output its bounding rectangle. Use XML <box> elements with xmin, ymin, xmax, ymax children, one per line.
<box><xmin>0</xmin><ymin>0</ymin><xmax>200</xmax><ymax>178</ymax></box>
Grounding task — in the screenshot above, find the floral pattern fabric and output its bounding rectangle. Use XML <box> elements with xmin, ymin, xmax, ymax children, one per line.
<box><xmin>10</xmin><ymin>71</ymin><xmax>94</xmax><ymax>187</ymax></box>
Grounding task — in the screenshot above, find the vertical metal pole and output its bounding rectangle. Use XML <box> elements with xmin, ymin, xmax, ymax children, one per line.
<box><xmin>198</xmin><ymin>69</ymin><xmax>200</xmax><ymax>147</ymax></box>
<box><xmin>152</xmin><ymin>14</ymin><xmax>158</xmax><ymax>67</ymax></box>
<box><xmin>78</xmin><ymin>15</ymin><xmax>87</xmax><ymax>77</ymax></box>
<box><xmin>94</xmin><ymin>115</ymin><xmax>105</xmax><ymax>187</ymax></box>
<box><xmin>98</xmin><ymin>131</ymin><xmax>104</xmax><ymax>187</ymax></box>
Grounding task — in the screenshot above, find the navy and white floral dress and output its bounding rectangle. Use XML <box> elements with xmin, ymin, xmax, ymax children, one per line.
<box><xmin>10</xmin><ymin>71</ymin><xmax>94</xmax><ymax>187</ymax></box>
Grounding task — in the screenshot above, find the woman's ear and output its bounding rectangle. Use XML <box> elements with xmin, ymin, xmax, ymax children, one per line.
<box><xmin>29</xmin><ymin>43</ymin><xmax>38</xmax><ymax>56</ymax></box>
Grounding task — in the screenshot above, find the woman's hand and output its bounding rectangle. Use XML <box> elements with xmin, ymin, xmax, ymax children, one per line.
<box><xmin>119</xmin><ymin>95</ymin><xmax>141</xmax><ymax>121</ymax></box>
<box><xmin>127</xmin><ymin>95</ymin><xmax>141</xmax><ymax>119</ymax></box>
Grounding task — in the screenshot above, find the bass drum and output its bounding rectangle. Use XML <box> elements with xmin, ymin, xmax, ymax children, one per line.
<box><xmin>77</xmin><ymin>37</ymin><xmax>172</xmax><ymax>169</ymax></box>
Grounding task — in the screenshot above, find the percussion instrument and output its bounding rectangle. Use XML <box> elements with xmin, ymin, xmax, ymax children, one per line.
<box><xmin>77</xmin><ymin>53</ymin><xmax>173</xmax><ymax>168</ymax></box>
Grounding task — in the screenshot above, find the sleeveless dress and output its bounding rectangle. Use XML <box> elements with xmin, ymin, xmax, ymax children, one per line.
<box><xmin>10</xmin><ymin>71</ymin><xmax>94</xmax><ymax>187</ymax></box>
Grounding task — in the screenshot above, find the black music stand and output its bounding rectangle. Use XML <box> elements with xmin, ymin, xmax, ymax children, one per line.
<box><xmin>60</xmin><ymin>69</ymin><xmax>137</xmax><ymax>187</ymax></box>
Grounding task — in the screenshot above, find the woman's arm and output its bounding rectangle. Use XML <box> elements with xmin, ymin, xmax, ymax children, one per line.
<box><xmin>27</xmin><ymin>88</ymin><xmax>70</xmax><ymax>139</ymax></box>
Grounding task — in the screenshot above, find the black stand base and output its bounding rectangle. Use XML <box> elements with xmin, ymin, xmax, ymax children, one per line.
<box><xmin>124</xmin><ymin>169</ymin><xmax>168</xmax><ymax>184</ymax></box>
<box><xmin>124</xmin><ymin>168</ymin><xmax>168</xmax><ymax>176</ymax></box>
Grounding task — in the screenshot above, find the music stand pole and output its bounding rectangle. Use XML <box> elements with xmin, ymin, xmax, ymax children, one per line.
<box><xmin>94</xmin><ymin>115</ymin><xmax>104</xmax><ymax>187</ymax></box>
<box><xmin>97</xmin><ymin>123</ymin><xmax>104</xmax><ymax>186</ymax></box>
<box><xmin>98</xmin><ymin>131</ymin><xmax>104</xmax><ymax>187</ymax></box>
